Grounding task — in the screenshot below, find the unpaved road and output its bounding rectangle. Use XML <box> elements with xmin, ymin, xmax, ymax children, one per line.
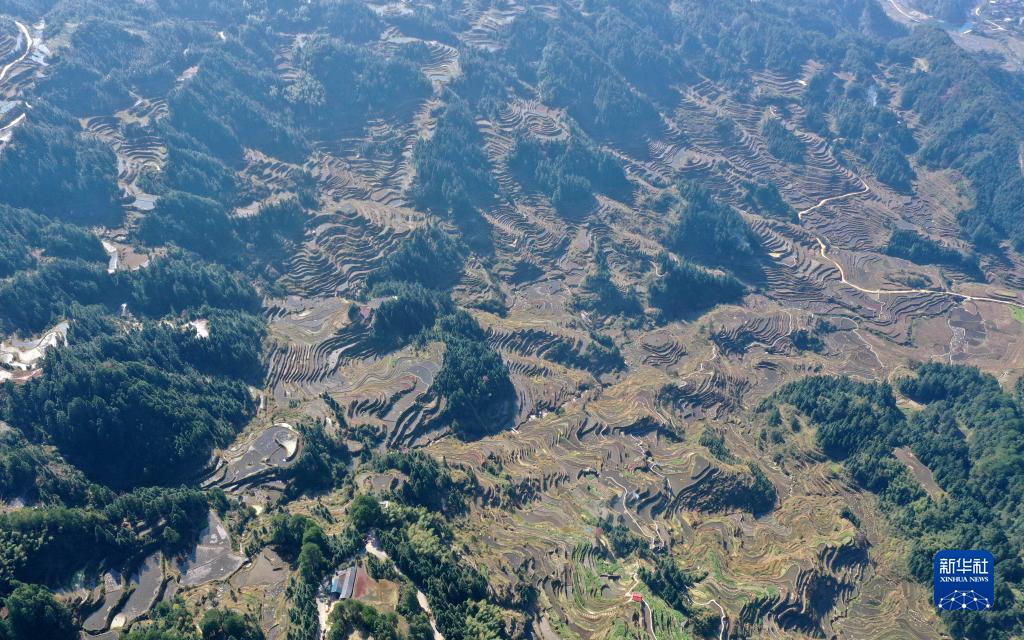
<box><xmin>365</xmin><ymin>538</ymin><xmax>444</xmax><ymax>640</ymax></box>
<box><xmin>886</xmin><ymin>0</ymin><xmax>927</xmax><ymax>23</ymax></box>
<box><xmin>0</xmin><ymin>21</ymin><xmax>32</xmax><ymax>85</ymax></box>
<box><xmin>794</xmin><ymin>181</ymin><xmax>1024</xmax><ymax>310</ymax></box>
<box><xmin>690</xmin><ymin>597</ymin><xmax>727</xmax><ymax>640</ymax></box>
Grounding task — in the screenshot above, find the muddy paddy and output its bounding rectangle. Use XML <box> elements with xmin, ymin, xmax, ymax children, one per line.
<box><xmin>79</xmin><ymin>553</ymin><xmax>164</xmax><ymax>635</ymax></box>
<box><xmin>0</xmin><ymin>321</ymin><xmax>68</xmax><ymax>381</ymax></box>
<box><xmin>177</xmin><ymin>510</ymin><xmax>245</xmax><ymax>587</ymax></box>
<box><xmin>207</xmin><ymin>423</ymin><xmax>300</xmax><ymax>489</ymax></box>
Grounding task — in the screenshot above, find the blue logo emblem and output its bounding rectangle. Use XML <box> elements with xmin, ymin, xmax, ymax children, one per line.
<box><xmin>934</xmin><ymin>550</ymin><xmax>994</xmax><ymax>611</ymax></box>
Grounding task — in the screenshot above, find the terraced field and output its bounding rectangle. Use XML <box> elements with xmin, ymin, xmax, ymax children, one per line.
<box><xmin>230</xmin><ymin>4</ymin><xmax>1024</xmax><ymax>636</ymax></box>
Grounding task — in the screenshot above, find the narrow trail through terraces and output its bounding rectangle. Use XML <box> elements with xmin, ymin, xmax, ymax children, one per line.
<box><xmin>793</xmin><ymin>180</ymin><xmax>1024</xmax><ymax>310</ymax></box>
<box><xmin>606</xmin><ymin>476</ymin><xmax>727</xmax><ymax>640</ymax></box>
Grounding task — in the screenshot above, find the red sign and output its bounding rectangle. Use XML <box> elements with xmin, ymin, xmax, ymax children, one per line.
<box><xmin>631</xmin><ymin>593</ymin><xmax>644</xmax><ymax>602</ymax></box>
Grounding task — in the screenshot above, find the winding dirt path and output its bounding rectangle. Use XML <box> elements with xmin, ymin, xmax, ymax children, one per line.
<box><xmin>0</xmin><ymin>21</ymin><xmax>32</xmax><ymax>85</ymax></box>
<box><xmin>794</xmin><ymin>181</ymin><xmax>1024</xmax><ymax>310</ymax></box>
<box><xmin>886</xmin><ymin>0</ymin><xmax>926</xmax><ymax>23</ymax></box>
<box><xmin>606</xmin><ymin>477</ymin><xmax>648</xmax><ymax>535</ymax></box>
<box><xmin>365</xmin><ymin>538</ymin><xmax>444</xmax><ymax>640</ymax></box>
<box><xmin>640</xmin><ymin>596</ymin><xmax>657</xmax><ymax>640</ymax></box>
<box><xmin>0</xmin><ymin>112</ymin><xmax>24</xmax><ymax>135</ymax></box>
<box><xmin>606</xmin><ymin>479</ymin><xmax>729</xmax><ymax>638</ymax></box>
<box><xmin>690</xmin><ymin>597</ymin><xmax>727</xmax><ymax>640</ymax></box>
